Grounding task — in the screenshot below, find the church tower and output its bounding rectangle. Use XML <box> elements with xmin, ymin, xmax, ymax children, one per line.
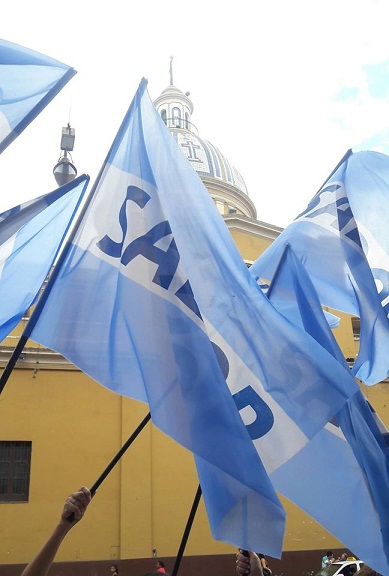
<box><xmin>153</xmin><ymin>58</ymin><xmax>257</xmax><ymax>220</ymax></box>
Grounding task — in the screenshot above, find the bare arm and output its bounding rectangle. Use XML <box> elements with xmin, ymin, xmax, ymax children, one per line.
<box><xmin>236</xmin><ymin>550</ymin><xmax>263</xmax><ymax>576</ymax></box>
<box><xmin>260</xmin><ymin>557</ymin><xmax>272</xmax><ymax>574</ymax></box>
<box><xmin>21</xmin><ymin>486</ymin><xmax>91</xmax><ymax>576</ymax></box>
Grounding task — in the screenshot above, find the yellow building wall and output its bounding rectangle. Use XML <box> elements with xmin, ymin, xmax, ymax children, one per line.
<box><xmin>2</xmin><ymin>328</ymin><xmax>389</xmax><ymax>565</ymax></box>
<box><xmin>0</xmin><ymin>365</ymin><xmax>236</xmax><ymax>566</ymax></box>
<box><xmin>229</xmin><ymin>229</ymin><xmax>273</xmax><ymax>263</ymax></box>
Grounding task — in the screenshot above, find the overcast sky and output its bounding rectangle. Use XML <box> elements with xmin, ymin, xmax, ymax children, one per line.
<box><xmin>1</xmin><ymin>0</ymin><xmax>389</xmax><ymax>228</ymax></box>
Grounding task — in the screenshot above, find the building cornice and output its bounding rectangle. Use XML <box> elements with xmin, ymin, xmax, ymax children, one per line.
<box><xmin>223</xmin><ymin>214</ymin><xmax>283</xmax><ymax>240</ymax></box>
<box><xmin>201</xmin><ymin>177</ymin><xmax>257</xmax><ymax>218</ymax></box>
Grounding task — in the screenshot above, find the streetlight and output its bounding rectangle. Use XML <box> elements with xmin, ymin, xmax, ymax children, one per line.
<box><xmin>53</xmin><ymin>123</ymin><xmax>77</xmax><ymax>187</ymax></box>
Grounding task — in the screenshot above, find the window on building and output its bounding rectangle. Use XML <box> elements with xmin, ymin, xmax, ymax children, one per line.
<box><xmin>351</xmin><ymin>317</ymin><xmax>360</xmax><ymax>341</ymax></box>
<box><xmin>228</xmin><ymin>205</ymin><xmax>237</xmax><ymax>214</ymax></box>
<box><xmin>0</xmin><ymin>441</ymin><xmax>32</xmax><ymax>502</ymax></box>
<box><xmin>172</xmin><ymin>107</ymin><xmax>181</xmax><ymax>128</ymax></box>
<box><xmin>185</xmin><ymin>112</ymin><xmax>190</xmax><ymax>130</ymax></box>
<box><xmin>161</xmin><ymin>109</ymin><xmax>167</xmax><ymax>125</ymax></box>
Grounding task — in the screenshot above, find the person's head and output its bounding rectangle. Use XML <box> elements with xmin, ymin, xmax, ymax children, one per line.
<box><xmin>341</xmin><ymin>553</ymin><xmax>348</xmax><ymax>560</ymax></box>
<box><xmin>110</xmin><ymin>565</ymin><xmax>119</xmax><ymax>574</ymax></box>
<box><xmin>157</xmin><ymin>561</ymin><xmax>165</xmax><ymax>569</ymax></box>
<box><xmin>327</xmin><ymin>551</ymin><xmax>333</xmax><ymax>559</ymax></box>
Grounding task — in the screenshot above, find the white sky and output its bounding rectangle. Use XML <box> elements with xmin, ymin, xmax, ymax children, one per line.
<box><xmin>2</xmin><ymin>0</ymin><xmax>389</xmax><ymax>227</ymax></box>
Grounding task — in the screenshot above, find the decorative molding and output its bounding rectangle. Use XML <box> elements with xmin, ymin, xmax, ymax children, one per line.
<box><xmin>223</xmin><ymin>214</ymin><xmax>283</xmax><ymax>240</ymax></box>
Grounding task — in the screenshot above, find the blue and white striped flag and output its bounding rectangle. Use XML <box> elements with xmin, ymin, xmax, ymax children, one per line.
<box><xmin>250</xmin><ymin>151</ymin><xmax>389</xmax><ymax>385</ymax></box>
<box><xmin>30</xmin><ymin>79</ymin><xmax>359</xmax><ymax>556</ymax></box>
<box><xmin>0</xmin><ymin>174</ymin><xmax>89</xmax><ymax>342</ymax></box>
<box><xmin>0</xmin><ymin>38</ymin><xmax>76</xmax><ymax>154</ymax></box>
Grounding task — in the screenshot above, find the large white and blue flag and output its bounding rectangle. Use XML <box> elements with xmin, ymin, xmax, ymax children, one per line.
<box><xmin>29</xmin><ymin>79</ymin><xmax>359</xmax><ymax>555</ymax></box>
<box><xmin>267</xmin><ymin>243</ymin><xmax>389</xmax><ymax>574</ymax></box>
<box><xmin>0</xmin><ymin>174</ymin><xmax>89</xmax><ymax>343</ymax></box>
<box><xmin>0</xmin><ymin>38</ymin><xmax>76</xmax><ymax>154</ymax></box>
<box><xmin>250</xmin><ymin>151</ymin><xmax>389</xmax><ymax>385</ymax></box>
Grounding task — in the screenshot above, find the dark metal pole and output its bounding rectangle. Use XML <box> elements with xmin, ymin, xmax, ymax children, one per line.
<box><xmin>67</xmin><ymin>412</ymin><xmax>151</xmax><ymax>521</ymax></box>
<box><xmin>171</xmin><ymin>485</ymin><xmax>202</xmax><ymax>576</ymax></box>
<box><xmin>90</xmin><ymin>412</ymin><xmax>151</xmax><ymax>495</ymax></box>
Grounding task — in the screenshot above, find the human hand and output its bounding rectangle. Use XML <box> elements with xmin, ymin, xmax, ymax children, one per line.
<box><xmin>236</xmin><ymin>550</ymin><xmax>263</xmax><ymax>576</ymax></box>
<box><xmin>60</xmin><ymin>486</ymin><xmax>91</xmax><ymax>526</ymax></box>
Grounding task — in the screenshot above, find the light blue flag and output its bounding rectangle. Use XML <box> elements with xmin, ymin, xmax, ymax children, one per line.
<box><xmin>250</xmin><ymin>150</ymin><xmax>389</xmax><ymax>385</ymax></box>
<box><xmin>0</xmin><ymin>174</ymin><xmax>89</xmax><ymax>342</ymax></box>
<box><xmin>30</xmin><ymin>79</ymin><xmax>359</xmax><ymax>556</ymax></box>
<box><xmin>267</xmin><ymin>244</ymin><xmax>389</xmax><ymax>575</ymax></box>
<box><xmin>257</xmin><ymin>278</ymin><xmax>340</xmax><ymax>328</ymax></box>
<box><xmin>0</xmin><ymin>38</ymin><xmax>76</xmax><ymax>154</ymax></box>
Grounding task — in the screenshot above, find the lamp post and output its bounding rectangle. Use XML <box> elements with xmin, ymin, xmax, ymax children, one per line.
<box><xmin>53</xmin><ymin>123</ymin><xmax>77</xmax><ymax>187</ymax></box>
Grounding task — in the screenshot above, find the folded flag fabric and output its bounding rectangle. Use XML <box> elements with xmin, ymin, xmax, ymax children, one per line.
<box><xmin>266</xmin><ymin>243</ymin><xmax>389</xmax><ymax>574</ymax></box>
<box><xmin>0</xmin><ymin>174</ymin><xmax>89</xmax><ymax>342</ymax></box>
<box><xmin>250</xmin><ymin>150</ymin><xmax>389</xmax><ymax>385</ymax></box>
<box><xmin>0</xmin><ymin>38</ymin><xmax>76</xmax><ymax>153</ymax></box>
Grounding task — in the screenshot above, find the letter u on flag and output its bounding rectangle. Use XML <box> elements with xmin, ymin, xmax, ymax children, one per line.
<box><xmin>0</xmin><ymin>38</ymin><xmax>76</xmax><ymax>153</ymax></box>
<box><xmin>250</xmin><ymin>150</ymin><xmax>389</xmax><ymax>385</ymax></box>
<box><xmin>30</xmin><ymin>78</ymin><xmax>358</xmax><ymax>556</ymax></box>
<box><xmin>0</xmin><ymin>174</ymin><xmax>89</xmax><ymax>343</ymax></box>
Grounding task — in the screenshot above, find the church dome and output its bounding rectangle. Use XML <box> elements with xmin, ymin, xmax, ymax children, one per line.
<box><xmin>153</xmin><ymin>81</ymin><xmax>256</xmax><ymax>219</ymax></box>
<box><xmin>169</xmin><ymin>130</ymin><xmax>248</xmax><ymax>196</ymax></box>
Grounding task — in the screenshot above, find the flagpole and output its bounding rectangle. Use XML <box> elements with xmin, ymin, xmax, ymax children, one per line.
<box><xmin>90</xmin><ymin>412</ymin><xmax>151</xmax><ymax>495</ymax></box>
<box><xmin>67</xmin><ymin>412</ymin><xmax>151</xmax><ymax>522</ymax></box>
<box><xmin>171</xmin><ymin>484</ymin><xmax>202</xmax><ymax>576</ymax></box>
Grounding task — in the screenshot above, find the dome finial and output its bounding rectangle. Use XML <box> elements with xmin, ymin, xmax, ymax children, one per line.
<box><xmin>169</xmin><ymin>55</ymin><xmax>174</xmax><ymax>86</ymax></box>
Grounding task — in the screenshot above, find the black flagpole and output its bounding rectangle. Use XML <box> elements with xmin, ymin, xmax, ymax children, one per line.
<box><xmin>171</xmin><ymin>484</ymin><xmax>202</xmax><ymax>576</ymax></box>
<box><xmin>67</xmin><ymin>411</ymin><xmax>151</xmax><ymax>522</ymax></box>
<box><xmin>90</xmin><ymin>412</ymin><xmax>151</xmax><ymax>495</ymax></box>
